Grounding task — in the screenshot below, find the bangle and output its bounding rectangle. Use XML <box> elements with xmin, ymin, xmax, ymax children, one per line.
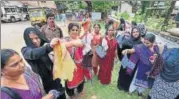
<box><xmin>49</xmin><ymin>90</ymin><xmax>60</xmax><ymax>99</ymax></box>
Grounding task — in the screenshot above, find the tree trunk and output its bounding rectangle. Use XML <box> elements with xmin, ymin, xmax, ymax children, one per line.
<box><xmin>85</xmin><ymin>1</ymin><xmax>92</xmax><ymax>12</ymax></box>
<box><xmin>163</xmin><ymin>1</ymin><xmax>176</xmax><ymax>25</ymax></box>
<box><xmin>144</xmin><ymin>1</ymin><xmax>155</xmax><ymax>23</ymax></box>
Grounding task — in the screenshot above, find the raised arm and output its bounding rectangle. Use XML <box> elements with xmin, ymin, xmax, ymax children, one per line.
<box><xmin>22</xmin><ymin>44</ymin><xmax>53</xmax><ymax>60</ymax></box>
<box><xmin>22</xmin><ymin>38</ymin><xmax>61</xmax><ymax>60</ymax></box>
<box><xmin>62</xmin><ymin>39</ymin><xmax>84</xmax><ymax>48</ymax></box>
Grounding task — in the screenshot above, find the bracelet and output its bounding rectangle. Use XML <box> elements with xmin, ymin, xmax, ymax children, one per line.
<box><xmin>49</xmin><ymin>90</ymin><xmax>60</xmax><ymax>99</ymax></box>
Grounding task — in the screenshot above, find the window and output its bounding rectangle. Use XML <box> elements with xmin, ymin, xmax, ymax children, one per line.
<box><xmin>5</xmin><ymin>8</ymin><xmax>11</xmax><ymax>13</ymax></box>
<box><xmin>17</xmin><ymin>8</ymin><xmax>22</xmax><ymax>13</ymax></box>
<box><xmin>30</xmin><ymin>11</ymin><xmax>42</xmax><ymax>17</ymax></box>
<box><xmin>23</xmin><ymin>8</ymin><xmax>28</xmax><ymax>13</ymax></box>
<box><xmin>11</xmin><ymin>8</ymin><xmax>16</xmax><ymax>12</ymax></box>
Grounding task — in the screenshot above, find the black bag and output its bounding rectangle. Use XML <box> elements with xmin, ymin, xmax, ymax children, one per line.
<box><xmin>1</xmin><ymin>87</ymin><xmax>21</xmax><ymax>99</ymax></box>
<box><xmin>82</xmin><ymin>51</ymin><xmax>93</xmax><ymax>68</ymax></box>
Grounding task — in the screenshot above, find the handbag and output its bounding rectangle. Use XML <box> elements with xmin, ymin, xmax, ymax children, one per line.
<box><xmin>121</xmin><ymin>53</ymin><xmax>129</xmax><ymax>69</ymax></box>
<box><xmin>95</xmin><ymin>45</ymin><xmax>106</xmax><ymax>58</ymax></box>
<box><xmin>95</xmin><ymin>37</ymin><xmax>107</xmax><ymax>58</ymax></box>
<box><xmin>82</xmin><ymin>51</ymin><xmax>93</xmax><ymax>68</ymax></box>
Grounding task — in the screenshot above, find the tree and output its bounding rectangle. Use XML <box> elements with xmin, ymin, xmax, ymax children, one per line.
<box><xmin>79</xmin><ymin>1</ymin><xmax>87</xmax><ymax>9</ymax></box>
<box><xmin>54</xmin><ymin>1</ymin><xmax>68</xmax><ymax>13</ymax></box>
<box><xmin>144</xmin><ymin>1</ymin><xmax>155</xmax><ymax>23</ymax></box>
<box><xmin>92</xmin><ymin>1</ymin><xmax>117</xmax><ymax>19</ymax></box>
<box><xmin>85</xmin><ymin>1</ymin><xmax>92</xmax><ymax>12</ymax></box>
<box><xmin>140</xmin><ymin>1</ymin><xmax>149</xmax><ymax>15</ymax></box>
<box><xmin>163</xmin><ymin>1</ymin><xmax>176</xmax><ymax>25</ymax></box>
<box><xmin>54</xmin><ymin>1</ymin><xmax>81</xmax><ymax>12</ymax></box>
<box><xmin>125</xmin><ymin>1</ymin><xmax>140</xmax><ymax>13</ymax></box>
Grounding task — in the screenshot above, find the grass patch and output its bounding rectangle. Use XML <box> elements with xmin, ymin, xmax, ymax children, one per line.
<box><xmin>80</xmin><ymin>61</ymin><xmax>139</xmax><ymax>99</ymax></box>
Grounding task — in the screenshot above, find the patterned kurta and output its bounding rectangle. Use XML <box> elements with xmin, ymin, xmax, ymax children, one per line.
<box><xmin>149</xmin><ymin>75</ymin><xmax>179</xmax><ymax>99</ymax></box>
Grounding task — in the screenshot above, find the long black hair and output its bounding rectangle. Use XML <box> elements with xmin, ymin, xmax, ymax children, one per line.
<box><xmin>105</xmin><ymin>19</ymin><xmax>114</xmax><ymax>30</ymax></box>
<box><xmin>68</xmin><ymin>23</ymin><xmax>79</xmax><ymax>33</ymax></box>
<box><xmin>93</xmin><ymin>23</ymin><xmax>101</xmax><ymax>29</ymax></box>
<box><xmin>105</xmin><ymin>25</ymin><xmax>114</xmax><ymax>36</ymax></box>
<box><xmin>119</xmin><ymin>18</ymin><xmax>126</xmax><ymax>31</ymax></box>
<box><xmin>1</xmin><ymin>49</ymin><xmax>18</xmax><ymax>69</ymax></box>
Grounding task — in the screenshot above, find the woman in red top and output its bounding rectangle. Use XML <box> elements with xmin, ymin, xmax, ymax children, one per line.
<box><xmin>82</xmin><ymin>12</ymin><xmax>91</xmax><ymax>33</ymax></box>
<box><xmin>64</xmin><ymin>23</ymin><xmax>85</xmax><ymax>98</ymax></box>
<box><xmin>91</xmin><ymin>24</ymin><xmax>103</xmax><ymax>75</ymax></box>
<box><xmin>98</xmin><ymin>25</ymin><xmax>117</xmax><ymax>85</ymax></box>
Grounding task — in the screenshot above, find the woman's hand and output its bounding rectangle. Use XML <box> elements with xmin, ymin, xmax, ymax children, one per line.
<box><xmin>64</xmin><ymin>39</ymin><xmax>83</xmax><ymax>48</ymax></box>
<box><xmin>50</xmin><ymin>38</ymin><xmax>60</xmax><ymax>48</ymax></box>
<box><xmin>145</xmin><ymin>71</ymin><xmax>150</xmax><ymax>76</ymax></box>
<box><xmin>72</xmin><ymin>39</ymin><xmax>84</xmax><ymax>47</ymax></box>
<box><xmin>42</xmin><ymin>89</ymin><xmax>62</xmax><ymax>99</ymax></box>
<box><xmin>122</xmin><ymin>49</ymin><xmax>128</xmax><ymax>55</ymax></box>
<box><xmin>149</xmin><ymin>54</ymin><xmax>157</xmax><ymax>64</ymax></box>
<box><xmin>122</xmin><ymin>49</ymin><xmax>135</xmax><ymax>55</ymax></box>
<box><xmin>126</xmin><ymin>67</ymin><xmax>133</xmax><ymax>75</ymax></box>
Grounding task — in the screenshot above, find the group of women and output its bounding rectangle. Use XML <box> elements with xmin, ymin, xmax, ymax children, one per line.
<box><xmin>1</xmin><ymin>14</ymin><xmax>179</xmax><ymax>99</ymax></box>
<box><xmin>116</xmin><ymin>18</ymin><xmax>179</xmax><ymax>99</ymax></box>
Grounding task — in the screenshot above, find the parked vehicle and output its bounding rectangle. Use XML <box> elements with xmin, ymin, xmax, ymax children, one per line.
<box><xmin>28</xmin><ymin>7</ymin><xmax>47</xmax><ymax>28</ymax></box>
<box><xmin>1</xmin><ymin>6</ymin><xmax>29</xmax><ymax>23</ymax></box>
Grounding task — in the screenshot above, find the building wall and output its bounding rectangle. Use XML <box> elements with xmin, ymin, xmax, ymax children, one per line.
<box><xmin>1</xmin><ymin>1</ymin><xmax>23</xmax><ymax>7</ymax></box>
<box><xmin>20</xmin><ymin>1</ymin><xmax>56</xmax><ymax>9</ymax></box>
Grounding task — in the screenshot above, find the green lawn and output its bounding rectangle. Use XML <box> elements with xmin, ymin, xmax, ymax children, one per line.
<box><xmin>80</xmin><ymin>61</ymin><xmax>139</xmax><ymax>99</ymax></box>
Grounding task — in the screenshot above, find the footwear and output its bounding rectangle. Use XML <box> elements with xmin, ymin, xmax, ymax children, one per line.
<box><xmin>138</xmin><ymin>93</ymin><xmax>143</xmax><ymax>99</ymax></box>
<box><xmin>138</xmin><ymin>93</ymin><xmax>143</xmax><ymax>96</ymax></box>
<box><xmin>138</xmin><ymin>96</ymin><xmax>143</xmax><ymax>99</ymax></box>
<box><xmin>117</xmin><ymin>85</ymin><xmax>124</xmax><ymax>90</ymax></box>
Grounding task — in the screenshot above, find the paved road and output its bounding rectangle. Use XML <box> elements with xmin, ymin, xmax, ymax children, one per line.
<box><xmin>1</xmin><ymin>21</ymin><xmax>67</xmax><ymax>54</ymax></box>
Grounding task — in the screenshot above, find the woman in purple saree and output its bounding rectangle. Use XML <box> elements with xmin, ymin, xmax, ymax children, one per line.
<box><xmin>123</xmin><ymin>34</ymin><xmax>163</xmax><ymax>96</ymax></box>
<box><xmin>1</xmin><ymin>49</ymin><xmax>61</xmax><ymax>99</ymax></box>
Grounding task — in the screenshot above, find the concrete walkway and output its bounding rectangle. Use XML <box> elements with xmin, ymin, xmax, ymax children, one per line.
<box><xmin>167</xmin><ymin>28</ymin><xmax>179</xmax><ymax>37</ymax></box>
